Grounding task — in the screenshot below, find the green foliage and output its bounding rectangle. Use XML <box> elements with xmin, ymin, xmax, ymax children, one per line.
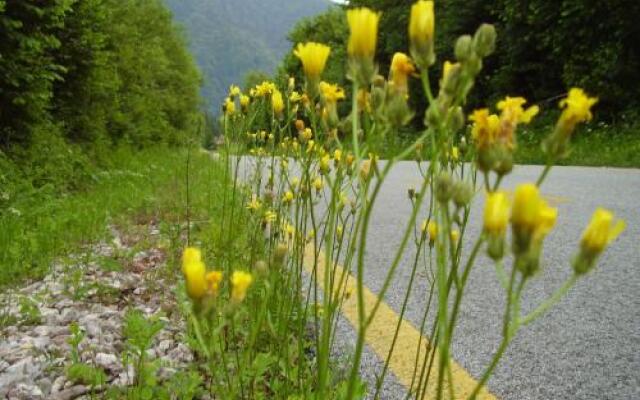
<box><xmin>0</xmin><ymin>0</ymin><xmax>201</xmax><ymax>148</ymax></box>
<box><xmin>288</xmin><ymin>0</ymin><xmax>640</xmax><ymax>121</ymax></box>
<box><xmin>0</xmin><ymin>146</ymin><xmax>216</xmax><ymax>288</ymax></box>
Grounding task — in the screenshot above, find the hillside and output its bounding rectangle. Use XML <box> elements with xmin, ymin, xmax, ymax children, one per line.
<box><xmin>165</xmin><ymin>0</ymin><xmax>331</xmax><ymax>110</ymax></box>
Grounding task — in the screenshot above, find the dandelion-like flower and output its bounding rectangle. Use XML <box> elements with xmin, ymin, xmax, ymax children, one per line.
<box><xmin>409</xmin><ymin>1</ymin><xmax>435</xmax><ymax>67</ymax></box>
<box><xmin>483</xmin><ymin>192</ymin><xmax>509</xmax><ymax>236</ymax></box>
<box><xmin>183</xmin><ymin>259</ymin><xmax>206</xmax><ymax>300</ymax></box>
<box><xmin>347</xmin><ymin>8</ymin><xmax>380</xmax><ymax>60</ymax></box>
<box><xmin>205</xmin><ymin>271</ymin><xmax>223</xmax><ymax>296</ymax></box>
<box><xmin>559</xmin><ymin>88</ymin><xmax>598</xmax><ymax>126</ymax></box>
<box><xmin>272</xmin><ymin>89</ymin><xmax>285</xmax><ymax>116</ymax></box>
<box><xmin>231</xmin><ymin>271</ymin><xmax>253</xmax><ymax>303</ymax></box>
<box><xmin>294</xmin><ymin>42</ymin><xmax>331</xmax><ymax>81</ymax></box>
<box><xmin>389</xmin><ymin>52</ymin><xmax>416</xmax><ymax>94</ymax></box>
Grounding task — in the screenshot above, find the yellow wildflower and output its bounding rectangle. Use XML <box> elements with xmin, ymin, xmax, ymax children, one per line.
<box><xmin>451</xmin><ymin>146</ymin><xmax>459</xmax><ymax>161</ymax></box>
<box><xmin>231</xmin><ymin>271</ymin><xmax>253</xmax><ymax>303</ymax></box>
<box><xmin>229</xmin><ymin>85</ymin><xmax>241</xmax><ymax>97</ymax></box>
<box><xmin>183</xmin><ymin>260</ymin><xmax>206</xmax><ymax>300</ymax></box>
<box><xmin>511</xmin><ymin>183</ymin><xmax>557</xmax><ymax>240</ymax></box>
<box><xmin>313</xmin><ymin>176</ymin><xmax>324</xmax><ymax>192</ymax></box>
<box><xmin>182</xmin><ymin>247</ymin><xmax>201</xmax><ymax>274</ymax></box>
<box><xmin>319</xmin><ymin>81</ymin><xmax>346</xmax><ymax>104</ymax></box>
<box><xmin>559</xmin><ymin>88</ymin><xmax>598</xmax><ymax>125</ymax></box>
<box><xmin>254</xmin><ymin>81</ymin><xmax>276</xmax><ymax>97</ymax></box>
<box><xmin>427</xmin><ymin>221</ymin><xmax>437</xmax><ymax>241</ymax></box>
<box><xmin>450</xmin><ymin>229</ymin><xmax>460</xmax><ymax>244</ymax></box>
<box><xmin>272</xmin><ymin>89</ymin><xmax>284</xmax><ymax>116</ymax></box>
<box><xmin>240</xmin><ymin>94</ymin><xmax>250</xmax><ymax>110</ymax></box>
<box><xmin>346</xmin><ymin>8</ymin><xmax>380</xmax><ymax>59</ymax></box>
<box><xmin>294</xmin><ymin>42</ymin><xmax>331</xmax><ymax>80</ymax></box>
<box><xmin>409</xmin><ymin>1</ymin><xmax>435</xmax><ymax>67</ymax></box>
<box><xmin>389</xmin><ymin>52</ymin><xmax>415</xmax><ymax>94</ymax></box>
<box><xmin>223</xmin><ymin>97</ymin><xmax>235</xmax><ymax>116</ymax></box>
<box><xmin>264</xmin><ymin>210</ymin><xmax>277</xmax><ymax>223</ymax></box>
<box><xmin>483</xmin><ymin>192</ymin><xmax>509</xmax><ymax>236</ymax></box>
<box><xmin>580</xmin><ymin>208</ymin><xmax>625</xmax><ymax>255</ymax></box>
<box><xmin>246</xmin><ymin>196</ymin><xmax>262</xmax><ymax>212</ymax></box>
<box><xmin>205</xmin><ymin>271</ymin><xmax>223</xmax><ymax>296</ymax></box>
<box><xmin>320</xmin><ymin>154</ymin><xmax>331</xmax><ymax>174</ymax></box>
<box><xmin>469</xmin><ymin>109</ymin><xmax>500</xmax><ymax>149</ymax></box>
<box><xmin>334</xmin><ymin>149</ymin><xmax>342</xmax><ymax>163</ymax></box>
<box><xmin>283</xmin><ymin>190</ymin><xmax>294</xmax><ymax>204</ymax></box>
<box><xmin>497</xmin><ymin>96</ymin><xmax>540</xmax><ymax>125</ymax></box>
<box><xmin>290</xmin><ymin>91</ymin><xmax>303</xmax><ymax>103</ymax></box>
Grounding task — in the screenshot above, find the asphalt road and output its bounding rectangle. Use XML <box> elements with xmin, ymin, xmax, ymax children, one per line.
<box><xmin>353</xmin><ymin>162</ymin><xmax>640</xmax><ymax>399</ymax></box>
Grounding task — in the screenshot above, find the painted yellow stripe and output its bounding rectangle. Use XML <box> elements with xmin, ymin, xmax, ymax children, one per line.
<box><xmin>303</xmin><ymin>246</ymin><xmax>497</xmax><ymax>400</ymax></box>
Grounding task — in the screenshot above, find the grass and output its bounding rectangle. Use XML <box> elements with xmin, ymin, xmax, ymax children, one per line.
<box><xmin>517</xmin><ymin>122</ymin><xmax>640</xmax><ymax>167</ymax></box>
<box><xmin>0</xmin><ymin>145</ymin><xmax>215</xmax><ymax>287</ymax></box>
<box><xmin>381</xmin><ymin>120</ymin><xmax>640</xmax><ymax>168</ymax></box>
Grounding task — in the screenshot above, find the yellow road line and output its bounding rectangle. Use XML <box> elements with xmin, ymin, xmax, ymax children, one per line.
<box><xmin>303</xmin><ymin>246</ymin><xmax>497</xmax><ymax>400</ymax></box>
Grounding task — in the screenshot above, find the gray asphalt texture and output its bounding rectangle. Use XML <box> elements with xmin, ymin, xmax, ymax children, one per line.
<box><xmin>236</xmin><ymin>156</ymin><xmax>640</xmax><ymax>399</ymax></box>
<box><xmin>352</xmin><ymin>162</ymin><xmax>640</xmax><ymax>400</ymax></box>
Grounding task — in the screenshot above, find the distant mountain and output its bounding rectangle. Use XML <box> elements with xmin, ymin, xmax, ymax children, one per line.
<box><xmin>165</xmin><ymin>0</ymin><xmax>331</xmax><ymax>111</ymax></box>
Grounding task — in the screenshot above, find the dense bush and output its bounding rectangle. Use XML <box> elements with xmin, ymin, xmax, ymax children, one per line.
<box><xmin>0</xmin><ymin>0</ymin><xmax>201</xmax><ymax>150</ymax></box>
<box><xmin>283</xmin><ymin>0</ymin><xmax>640</xmax><ymax>121</ymax></box>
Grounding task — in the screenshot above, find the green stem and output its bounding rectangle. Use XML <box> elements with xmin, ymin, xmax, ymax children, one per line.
<box><xmin>520</xmin><ymin>274</ymin><xmax>578</xmax><ymax>326</ymax></box>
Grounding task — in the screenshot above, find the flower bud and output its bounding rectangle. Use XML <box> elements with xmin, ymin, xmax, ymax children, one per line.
<box><xmin>274</xmin><ymin>243</ymin><xmax>288</xmax><ymax>264</ymax></box>
<box><xmin>452</xmin><ymin>180</ymin><xmax>473</xmax><ymax>207</ymax></box>
<box><xmin>255</xmin><ymin>260</ymin><xmax>268</xmax><ymax>275</ymax></box>
<box><xmin>573</xmin><ymin>208</ymin><xmax>625</xmax><ymax>274</ymax></box>
<box><xmin>409</xmin><ymin>1</ymin><xmax>436</xmax><ymax>68</ymax></box>
<box><xmin>473</xmin><ymin>24</ymin><xmax>496</xmax><ymax>58</ymax></box>
<box><xmin>295</xmin><ymin>119</ymin><xmax>305</xmax><ymax>131</ymax></box>
<box><xmin>454</xmin><ymin>35</ymin><xmax>473</xmax><ymax>62</ymax></box>
<box><xmin>435</xmin><ymin>172</ymin><xmax>453</xmax><ymax>203</ymax></box>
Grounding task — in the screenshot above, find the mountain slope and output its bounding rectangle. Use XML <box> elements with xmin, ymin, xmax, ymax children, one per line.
<box><xmin>165</xmin><ymin>0</ymin><xmax>330</xmax><ymax>110</ymax></box>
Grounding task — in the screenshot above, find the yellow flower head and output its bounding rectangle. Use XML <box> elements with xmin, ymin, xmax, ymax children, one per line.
<box><xmin>409</xmin><ymin>1</ymin><xmax>434</xmax><ymax>45</ymax></box>
<box><xmin>264</xmin><ymin>210</ymin><xmax>277</xmax><ymax>223</ymax></box>
<box><xmin>347</xmin><ymin>8</ymin><xmax>381</xmax><ymax>59</ymax></box>
<box><xmin>182</xmin><ymin>247</ymin><xmax>201</xmax><ymax>274</ymax></box>
<box><xmin>254</xmin><ymin>81</ymin><xmax>276</xmax><ymax>97</ymax></box>
<box><xmin>559</xmin><ymin>88</ymin><xmax>598</xmax><ymax>124</ymax></box>
<box><xmin>313</xmin><ymin>176</ymin><xmax>324</xmax><ymax>191</ymax></box>
<box><xmin>246</xmin><ymin>196</ymin><xmax>262</xmax><ymax>212</ymax></box>
<box><xmin>205</xmin><ymin>271</ymin><xmax>223</xmax><ymax>296</ymax></box>
<box><xmin>357</xmin><ymin>89</ymin><xmax>371</xmax><ymax>112</ymax></box>
<box><xmin>183</xmin><ymin>260</ymin><xmax>206</xmax><ymax>300</ymax></box>
<box><xmin>231</xmin><ymin>271</ymin><xmax>253</xmax><ymax>303</ymax></box>
<box><xmin>580</xmin><ymin>208</ymin><xmax>625</xmax><ymax>255</ymax></box>
<box><xmin>389</xmin><ymin>52</ymin><xmax>416</xmax><ymax>93</ymax></box>
<box><xmin>240</xmin><ymin>94</ymin><xmax>250</xmax><ymax>109</ymax></box>
<box><xmin>409</xmin><ymin>1</ymin><xmax>435</xmax><ymax>66</ymax></box>
<box><xmin>319</xmin><ymin>81</ymin><xmax>346</xmax><ymax>105</ymax></box>
<box><xmin>271</xmin><ymin>89</ymin><xmax>285</xmax><ymax>115</ymax></box>
<box><xmin>319</xmin><ymin>154</ymin><xmax>331</xmax><ymax>173</ymax></box>
<box><xmin>294</xmin><ymin>42</ymin><xmax>331</xmax><ymax>80</ymax></box>
<box><xmin>223</xmin><ymin>97</ymin><xmax>235</xmax><ymax>116</ymax></box>
<box><xmin>469</xmin><ymin>109</ymin><xmax>500</xmax><ymax>149</ymax></box>
<box><xmin>229</xmin><ymin>85</ymin><xmax>241</xmax><ymax>97</ymax></box>
<box><xmin>450</xmin><ymin>229</ymin><xmax>460</xmax><ymax>243</ymax></box>
<box><xmin>484</xmin><ymin>191</ymin><xmax>510</xmax><ymax>236</ymax></box>
<box><xmin>427</xmin><ymin>220</ymin><xmax>438</xmax><ymax>241</ymax></box>
<box><xmin>283</xmin><ymin>190</ymin><xmax>294</xmax><ymax>204</ymax></box>
<box><xmin>451</xmin><ymin>146</ymin><xmax>459</xmax><ymax>161</ymax></box>
<box><xmin>511</xmin><ymin>183</ymin><xmax>557</xmax><ymax>240</ymax></box>
<box><xmin>333</xmin><ymin>149</ymin><xmax>342</xmax><ymax>162</ymax></box>
<box><xmin>497</xmin><ymin>96</ymin><xmax>539</xmax><ymax>125</ymax></box>
<box><xmin>290</xmin><ymin>91</ymin><xmax>303</xmax><ymax>103</ymax></box>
